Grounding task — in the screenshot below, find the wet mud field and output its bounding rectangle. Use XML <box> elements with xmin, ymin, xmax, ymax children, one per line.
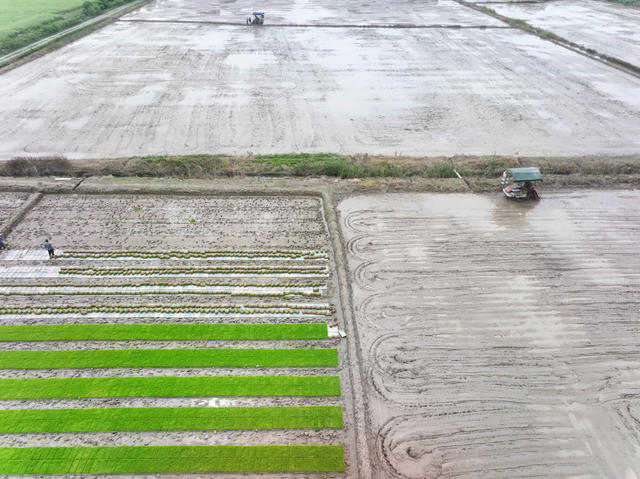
<box><xmin>338</xmin><ymin>191</ymin><xmax>640</xmax><ymax>478</ymax></box>
<box><xmin>0</xmin><ymin>192</ymin><xmax>30</xmax><ymax>225</ymax></box>
<box><xmin>486</xmin><ymin>0</ymin><xmax>640</xmax><ymax>67</ymax></box>
<box><xmin>1</xmin><ymin>0</ymin><xmax>640</xmax><ymax>158</ymax></box>
<box><xmin>7</xmin><ymin>195</ymin><xmax>328</xmax><ymax>250</ymax></box>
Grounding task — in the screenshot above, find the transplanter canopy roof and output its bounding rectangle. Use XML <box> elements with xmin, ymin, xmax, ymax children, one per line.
<box><xmin>252</xmin><ymin>12</ymin><xmax>264</xmax><ymax>15</ymax></box>
<box><xmin>506</xmin><ymin>167</ymin><xmax>543</xmax><ymax>182</ymax></box>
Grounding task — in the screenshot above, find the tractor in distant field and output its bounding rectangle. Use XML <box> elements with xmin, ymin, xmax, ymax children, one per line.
<box><xmin>246</xmin><ymin>12</ymin><xmax>264</xmax><ymax>24</ymax></box>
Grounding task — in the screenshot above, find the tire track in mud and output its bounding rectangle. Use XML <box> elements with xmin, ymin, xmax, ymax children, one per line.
<box><xmin>377</xmin><ymin>410</ymin><xmax>597</xmax><ymax>478</ymax></box>
<box><xmin>368</xmin><ymin>331</ymin><xmax>578</xmax><ymax>407</ymax></box>
<box><xmin>339</xmin><ymin>192</ymin><xmax>640</xmax><ymax>478</ymax></box>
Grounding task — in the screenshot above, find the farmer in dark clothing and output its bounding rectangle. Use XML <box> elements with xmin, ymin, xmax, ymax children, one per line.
<box><xmin>44</xmin><ymin>239</ymin><xmax>54</xmax><ymax>258</ymax></box>
<box><xmin>0</xmin><ymin>235</ymin><xmax>5</xmax><ymax>250</ymax></box>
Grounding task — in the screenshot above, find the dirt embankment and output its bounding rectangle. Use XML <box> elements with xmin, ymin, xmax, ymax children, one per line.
<box><xmin>0</xmin><ymin>154</ymin><xmax>639</xmax><ymax>195</ymax></box>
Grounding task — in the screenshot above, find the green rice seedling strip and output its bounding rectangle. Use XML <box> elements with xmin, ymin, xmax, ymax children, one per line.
<box><xmin>0</xmin><ymin>445</ymin><xmax>345</xmax><ymax>473</ymax></box>
<box><xmin>0</xmin><ymin>376</ymin><xmax>341</xmax><ymax>399</ymax></box>
<box><xmin>0</xmin><ymin>323</ymin><xmax>329</xmax><ymax>341</ymax></box>
<box><xmin>0</xmin><ymin>406</ymin><xmax>343</xmax><ymax>433</ymax></box>
<box><xmin>0</xmin><ymin>348</ymin><xmax>339</xmax><ymax>369</ymax></box>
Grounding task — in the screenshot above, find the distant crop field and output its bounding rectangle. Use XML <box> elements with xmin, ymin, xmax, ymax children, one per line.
<box><xmin>0</xmin><ymin>0</ymin><xmax>86</xmax><ymax>37</ymax></box>
<box><xmin>0</xmin><ymin>0</ymin><xmax>138</xmax><ymax>57</ymax></box>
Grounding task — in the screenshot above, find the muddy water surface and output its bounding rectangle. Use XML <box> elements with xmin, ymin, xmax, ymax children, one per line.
<box><xmin>339</xmin><ymin>191</ymin><xmax>640</xmax><ymax>478</ymax></box>
<box><xmin>1</xmin><ymin>0</ymin><xmax>640</xmax><ymax>158</ymax></box>
<box><xmin>490</xmin><ymin>0</ymin><xmax>640</xmax><ymax>67</ymax></box>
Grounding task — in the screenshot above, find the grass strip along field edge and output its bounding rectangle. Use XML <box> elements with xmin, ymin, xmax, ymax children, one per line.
<box><xmin>0</xmin><ymin>445</ymin><xmax>345</xmax><ymax>474</ymax></box>
<box><xmin>0</xmin><ymin>323</ymin><xmax>329</xmax><ymax>341</ymax></box>
<box><xmin>0</xmin><ymin>348</ymin><xmax>339</xmax><ymax>368</ymax></box>
<box><xmin>0</xmin><ymin>406</ymin><xmax>344</xmax><ymax>433</ymax></box>
<box><xmin>0</xmin><ymin>375</ymin><xmax>341</xmax><ymax>399</ymax></box>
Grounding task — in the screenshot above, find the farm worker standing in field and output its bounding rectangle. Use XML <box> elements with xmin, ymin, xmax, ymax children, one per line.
<box><xmin>44</xmin><ymin>239</ymin><xmax>55</xmax><ymax>258</ymax></box>
<box><xmin>0</xmin><ymin>235</ymin><xmax>5</xmax><ymax>250</ymax></box>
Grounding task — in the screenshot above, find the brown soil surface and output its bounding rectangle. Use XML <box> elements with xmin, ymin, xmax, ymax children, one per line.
<box><xmin>8</xmin><ymin>195</ymin><xmax>327</xmax><ymax>249</ymax></box>
<box><xmin>0</xmin><ymin>192</ymin><xmax>30</xmax><ymax>225</ymax></box>
<box><xmin>338</xmin><ymin>190</ymin><xmax>640</xmax><ymax>478</ymax></box>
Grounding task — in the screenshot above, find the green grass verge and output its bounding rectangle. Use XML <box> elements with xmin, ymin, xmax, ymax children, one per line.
<box><xmin>0</xmin><ymin>323</ymin><xmax>329</xmax><ymax>341</ymax></box>
<box><xmin>253</xmin><ymin>153</ymin><xmax>458</xmax><ymax>178</ymax></box>
<box><xmin>113</xmin><ymin>153</ymin><xmax>459</xmax><ymax>178</ymax></box>
<box><xmin>0</xmin><ymin>348</ymin><xmax>339</xmax><ymax>368</ymax></box>
<box><xmin>0</xmin><ymin>406</ymin><xmax>343</xmax><ymax>432</ymax></box>
<box><xmin>0</xmin><ymin>376</ymin><xmax>341</xmax><ymax>399</ymax></box>
<box><xmin>0</xmin><ymin>445</ymin><xmax>345</xmax><ymax>473</ymax></box>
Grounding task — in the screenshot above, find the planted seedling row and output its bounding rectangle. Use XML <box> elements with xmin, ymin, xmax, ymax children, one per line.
<box><xmin>60</xmin><ymin>266</ymin><xmax>330</xmax><ymax>277</ymax></box>
<box><xmin>0</xmin><ymin>304</ymin><xmax>334</xmax><ymax>316</ymax></box>
<box><xmin>61</xmin><ymin>249</ymin><xmax>330</xmax><ymax>260</ymax></box>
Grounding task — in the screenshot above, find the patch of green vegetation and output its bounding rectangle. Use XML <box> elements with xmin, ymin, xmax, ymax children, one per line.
<box><xmin>425</xmin><ymin>162</ymin><xmax>459</xmax><ymax>178</ymax></box>
<box><xmin>0</xmin><ymin>348</ymin><xmax>339</xmax><ymax>368</ymax></box>
<box><xmin>0</xmin><ymin>323</ymin><xmax>329</xmax><ymax>341</ymax></box>
<box><xmin>538</xmin><ymin>28</ymin><xmax>563</xmax><ymax>42</ymax></box>
<box><xmin>0</xmin><ymin>406</ymin><xmax>343</xmax><ymax>432</ymax></box>
<box><xmin>0</xmin><ymin>445</ymin><xmax>345</xmax><ymax>473</ymax></box>
<box><xmin>510</xmin><ymin>18</ymin><xmax>529</xmax><ymax>28</ymax></box>
<box><xmin>253</xmin><ymin>153</ymin><xmax>341</xmax><ymax>168</ymax></box>
<box><xmin>0</xmin><ymin>0</ymin><xmax>86</xmax><ymax>36</ymax></box>
<box><xmin>253</xmin><ymin>153</ymin><xmax>460</xmax><ymax>178</ymax></box>
<box><xmin>460</xmin><ymin>156</ymin><xmax>517</xmax><ymax>178</ymax></box>
<box><xmin>132</xmin><ymin>155</ymin><xmax>233</xmax><ymax>177</ymax></box>
<box><xmin>0</xmin><ymin>376</ymin><xmax>341</xmax><ymax>399</ymax></box>
<box><xmin>0</xmin><ymin>0</ymin><xmax>141</xmax><ymax>57</ymax></box>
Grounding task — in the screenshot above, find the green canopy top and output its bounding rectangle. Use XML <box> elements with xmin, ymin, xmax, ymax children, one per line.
<box><xmin>506</xmin><ymin>167</ymin><xmax>543</xmax><ymax>182</ymax></box>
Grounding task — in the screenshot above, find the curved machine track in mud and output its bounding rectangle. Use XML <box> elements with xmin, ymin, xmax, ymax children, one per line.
<box><xmin>339</xmin><ymin>191</ymin><xmax>640</xmax><ymax>478</ymax></box>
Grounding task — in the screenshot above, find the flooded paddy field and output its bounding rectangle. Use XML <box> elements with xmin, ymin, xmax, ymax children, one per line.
<box><xmin>338</xmin><ymin>190</ymin><xmax>640</xmax><ymax>478</ymax></box>
<box><xmin>486</xmin><ymin>0</ymin><xmax>640</xmax><ymax>67</ymax></box>
<box><xmin>1</xmin><ymin>0</ymin><xmax>640</xmax><ymax>159</ymax></box>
